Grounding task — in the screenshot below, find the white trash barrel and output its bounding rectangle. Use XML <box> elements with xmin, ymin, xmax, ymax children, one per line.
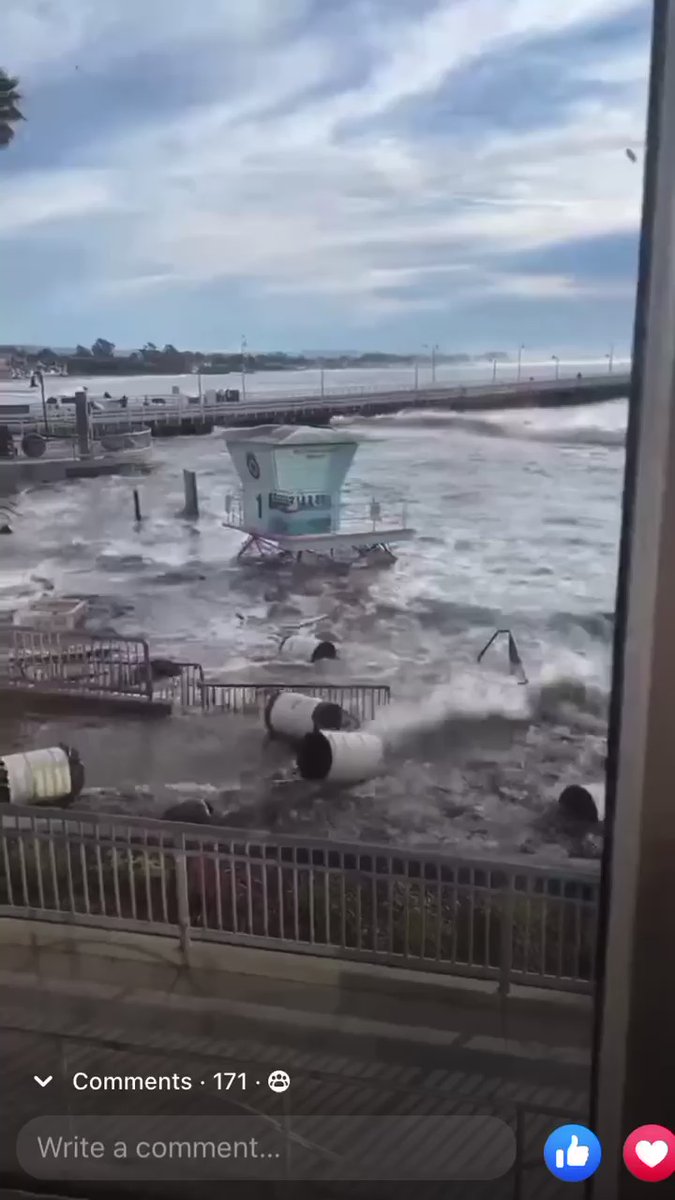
<box><xmin>0</xmin><ymin>746</ymin><xmax>84</xmax><ymax>805</ymax></box>
<box><xmin>296</xmin><ymin>730</ymin><xmax>384</xmax><ymax>784</ymax></box>
<box><xmin>278</xmin><ymin>634</ymin><xmax>337</xmax><ymax>663</ymax></box>
<box><xmin>586</xmin><ymin>782</ymin><xmax>605</xmax><ymax>822</ymax></box>
<box><xmin>264</xmin><ymin>691</ymin><xmax>347</xmax><ymax>741</ymax></box>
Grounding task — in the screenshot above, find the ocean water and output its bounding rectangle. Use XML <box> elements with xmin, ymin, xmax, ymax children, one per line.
<box><xmin>0</xmin><ymin>366</ymin><xmax>626</xmax><ymax>860</ymax></box>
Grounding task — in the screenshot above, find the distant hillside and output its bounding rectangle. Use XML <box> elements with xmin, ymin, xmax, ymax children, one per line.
<box><xmin>1</xmin><ymin>341</ymin><xmax>502</xmax><ymax>377</ymax></box>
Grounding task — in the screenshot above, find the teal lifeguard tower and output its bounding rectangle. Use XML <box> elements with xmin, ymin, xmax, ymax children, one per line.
<box><xmin>223</xmin><ymin>424</ymin><xmax>413</xmax><ymax>564</ymax></box>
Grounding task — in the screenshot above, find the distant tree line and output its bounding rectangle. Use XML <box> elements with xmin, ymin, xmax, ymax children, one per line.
<box><xmin>0</xmin><ymin>340</ymin><xmax>498</xmax><ymax>378</ymax></box>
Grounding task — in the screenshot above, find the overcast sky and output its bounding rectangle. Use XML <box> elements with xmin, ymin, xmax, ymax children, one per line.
<box><xmin>0</xmin><ymin>0</ymin><xmax>651</xmax><ymax>353</ymax></box>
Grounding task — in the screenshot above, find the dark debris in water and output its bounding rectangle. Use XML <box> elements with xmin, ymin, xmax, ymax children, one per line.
<box><xmin>154</xmin><ymin>569</ymin><xmax>207</xmax><ymax>583</ymax></box>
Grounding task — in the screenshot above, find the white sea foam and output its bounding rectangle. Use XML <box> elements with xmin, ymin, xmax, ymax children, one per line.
<box><xmin>366</xmin><ymin>669</ymin><xmax>531</xmax><ymax>750</ymax></box>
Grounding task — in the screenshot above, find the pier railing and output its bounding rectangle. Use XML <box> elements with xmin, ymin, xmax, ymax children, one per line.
<box><xmin>0</xmin><ymin>371</ymin><xmax>630</xmax><ymax>435</ymax></box>
<box><xmin>0</xmin><ymin>806</ymin><xmax>600</xmax><ymax>995</ymax></box>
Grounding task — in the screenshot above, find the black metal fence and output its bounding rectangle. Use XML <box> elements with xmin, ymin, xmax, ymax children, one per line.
<box><xmin>5</xmin><ymin>629</ymin><xmax>153</xmax><ymax>699</ymax></box>
<box><xmin>2</xmin><ymin>634</ymin><xmax>391</xmax><ymax>722</ymax></box>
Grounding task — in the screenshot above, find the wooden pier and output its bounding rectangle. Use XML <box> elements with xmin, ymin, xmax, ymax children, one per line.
<box><xmin>1</xmin><ymin>372</ymin><xmax>630</xmax><ymax>439</ymax></box>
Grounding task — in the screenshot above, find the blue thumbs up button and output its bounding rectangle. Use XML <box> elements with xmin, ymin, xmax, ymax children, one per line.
<box><xmin>544</xmin><ymin>1124</ymin><xmax>602</xmax><ymax>1182</ymax></box>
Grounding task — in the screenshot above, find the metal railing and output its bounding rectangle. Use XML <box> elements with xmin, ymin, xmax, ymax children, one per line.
<box><xmin>0</xmin><ymin>371</ymin><xmax>630</xmax><ymax>434</ymax></box>
<box><xmin>94</xmin><ymin>369</ymin><xmax>629</xmax><ymax>405</ymax></box>
<box><xmin>4</xmin><ymin>431</ymin><xmax>153</xmax><ymax>461</ymax></box>
<box><xmin>155</xmin><ymin>663</ymin><xmax>391</xmax><ymax>724</ymax></box>
<box><xmin>201</xmin><ymin>681</ymin><xmax>390</xmax><ymax>723</ymax></box>
<box><xmin>5</xmin><ymin>629</ymin><xmax>153</xmax><ymax>700</ymax></box>
<box><xmin>224</xmin><ymin>493</ymin><xmax>409</xmax><ymax>536</ymax></box>
<box><xmin>340</xmin><ymin>499</ymin><xmax>409</xmax><ymax>534</ymax></box>
<box><xmin>0</xmin><ymin>806</ymin><xmax>600</xmax><ymax>994</ymax></box>
<box><xmin>1</xmin><ymin>635</ymin><xmax>391</xmax><ymax>721</ymax></box>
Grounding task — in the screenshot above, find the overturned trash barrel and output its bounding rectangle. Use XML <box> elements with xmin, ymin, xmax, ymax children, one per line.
<box><xmin>297</xmin><ymin>730</ymin><xmax>384</xmax><ymax>784</ymax></box>
<box><xmin>162</xmin><ymin>798</ymin><xmax>215</xmax><ymax>823</ymax></box>
<box><xmin>278</xmin><ymin>634</ymin><xmax>337</xmax><ymax>663</ymax></box>
<box><xmin>264</xmin><ymin>690</ymin><xmax>348</xmax><ymax>741</ymax></box>
<box><xmin>558</xmin><ymin>783</ymin><xmax>604</xmax><ymax>824</ymax></box>
<box><xmin>0</xmin><ymin>745</ymin><xmax>84</xmax><ymax>805</ymax></box>
<box><xmin>149</xmin><ymin>658</ymin><xmax>183</xmax><ymax>680</ymax></box>
<box><xmin>21</xmin><ymin>432</ymin><xmax>47</xmax><ymax>459</ymax></box>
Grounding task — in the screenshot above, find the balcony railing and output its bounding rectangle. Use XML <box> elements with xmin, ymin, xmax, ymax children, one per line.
<box><xmin>0</xmin><ymin>806</ymin><xmax>600</xmax><ymax>995</ymax></box>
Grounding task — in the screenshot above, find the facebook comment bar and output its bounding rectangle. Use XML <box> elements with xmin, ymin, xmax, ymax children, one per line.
<box><xmin>17</xmin><ymin>1115</ymin><xmax>515</xmax><ymax>1181</ymax></box>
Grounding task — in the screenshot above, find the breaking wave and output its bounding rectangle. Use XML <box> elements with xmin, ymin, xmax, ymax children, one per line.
<box><xmin>546</xmin><ymin>609</ymin><xmax>614</xmax><ymax>641</ymax></box>
<box><xmin>366</xmin><ymin>656</ymin><xmax>608</xmax><ymax>758</ymax></box>
<box><xmin>366</xmin><ymin>671</ymin><xmax>530</xmax><ymax>750</ymax></box>
<box><xmin>342</xmin><ymin>399</ymin><xmax>628</xmax><ymax>448</ymax></box>
<box><xmin>390</xmin><ymin>596</ymin><xmax>614</xmax><ymax>646</ymax></box>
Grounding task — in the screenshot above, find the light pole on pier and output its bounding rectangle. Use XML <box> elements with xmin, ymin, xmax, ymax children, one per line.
<box><xmin>517</xmin><ymin>343</ymin><xmax>525</xmax><ymax>382</ymax></box>
<box><xmin>606</xmin><ymin>343</ymin><xmax>615</xmax><ymax>373</ymax></box>
<box><xmin>240</xmin><ymin>335</ymin><xmax>247</xmax><ymax>401</ymax></box>
<box><xmin>551</xmin><ymin>353</ymin><xmax>560</xmax><ymax>380</ymax></box>
<box><xmin>423</xmin><ymin>343</ymin><xmax>439</xmax><ymax>384</ymax></box>
<box><xmin>36</xmin><ymin>369</ymin><xmax>49</xmax><ymax>435</ymax></box>
<box><xmin>492</xmin><ymin>356</ymin><xmax>498</xmax><ymax>383</ymax></box>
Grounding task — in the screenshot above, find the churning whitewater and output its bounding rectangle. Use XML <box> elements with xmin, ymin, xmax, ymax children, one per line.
<box><xmin>0</xmin><ymin>377</ymin><xmax>625</xmax><ymax>862</ymax></box>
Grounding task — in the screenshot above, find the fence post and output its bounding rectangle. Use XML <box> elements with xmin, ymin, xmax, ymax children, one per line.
<box><xmin>179</xmin><ymin>664</ymin><xmax>192</xmax><ymax>708</ymax></box>
<box><xmin>175</xmin><ymin>836</ymin><xmax>191</xmax><ymax>959</ymax></box>
<box><xmin>499</xmin><ymin>872</ymin><xmax>515</xmax><ymax>1001</ymax></box>
<box><xmin>140</xmin><ymin>639</ymin><xmax>153</xmax><ymax>701</ymax></box>
<box><xmin>195</xmin><ymin>663</ymin><xmax>206</xmax><ymax>709</ymax></box>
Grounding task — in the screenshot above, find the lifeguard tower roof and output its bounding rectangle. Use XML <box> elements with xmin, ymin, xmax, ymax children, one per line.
<box><xmin>223</xmin><ymin>424</ymin><xmax>360</xmax><ymax>448</ymax></box>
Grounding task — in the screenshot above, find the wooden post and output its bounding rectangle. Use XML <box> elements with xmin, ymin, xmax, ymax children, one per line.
<box><xmin>74</xmin><ymin>390</ymin><xmax>91</xmax><ymax>457</ymax></box>
<box><xmin>183</xmin><ymin>469</ymin><xmax>199</xmax><ymax>519</ymax></box>
<box><xmin>133</xmin><ymin>489</ymin><xmax>142</xmax><ymax>523</ymax></box>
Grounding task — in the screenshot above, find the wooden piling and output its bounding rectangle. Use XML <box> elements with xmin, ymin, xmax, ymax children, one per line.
<box><xmin>182</xmin><ymin>469</ymin><xmax>199</xmax><ymax>519</ymax></box>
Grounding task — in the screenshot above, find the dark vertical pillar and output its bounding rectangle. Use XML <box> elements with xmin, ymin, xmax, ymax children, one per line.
<box><xmin>591</xmin><ymin>2</ymin><xmax>675</xmax><ymax>1194</ymax></box>
<box><xmin>182</xmin><ymin>470</ymin><xmax>199</xmax><ymax>519</ymax></box>
<box><xmin>74</xmin><ymin>390</ymin><xmax>91</xmax><ymax>457</ymax></box>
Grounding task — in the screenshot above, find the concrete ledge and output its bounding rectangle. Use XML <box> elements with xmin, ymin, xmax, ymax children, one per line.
<box><xmin>0</xmin><ymin>917</ymin><xmax>591</xmax><ymax>1051</ymax></box>
<box><xmin>0</xmin><ymin>686</ymin><xmax>172</xmax><ymax>718</ymax></box>
<box><xmin>0</xmin><ymin>965</ymin><xmax>590</xmax><ymax>1069</ymax></box>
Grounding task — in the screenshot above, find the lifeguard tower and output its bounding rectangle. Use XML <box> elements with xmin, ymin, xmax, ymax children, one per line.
<box><xmin>223</xmin><ymin>424</ymin><xmax>413</xmax><ymax>565</ymax></box>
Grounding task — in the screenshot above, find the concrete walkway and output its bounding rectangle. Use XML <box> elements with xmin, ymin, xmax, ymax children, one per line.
<box><xmin>0</xmin><ymin>957</ymin><xmax>588</xmax><ymax>1200</ymax></box>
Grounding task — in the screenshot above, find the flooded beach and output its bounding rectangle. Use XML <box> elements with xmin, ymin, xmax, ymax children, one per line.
<box><xmin>0</xmin><ymin>369</ymin><xmax>623</xmax><ymax>862</ymax></box>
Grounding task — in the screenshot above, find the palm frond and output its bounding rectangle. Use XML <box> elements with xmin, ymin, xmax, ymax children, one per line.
<box><xmin>0</xmin><ymin>69</ymin><xmax>24</xmax><ymax>147</ymax></box>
